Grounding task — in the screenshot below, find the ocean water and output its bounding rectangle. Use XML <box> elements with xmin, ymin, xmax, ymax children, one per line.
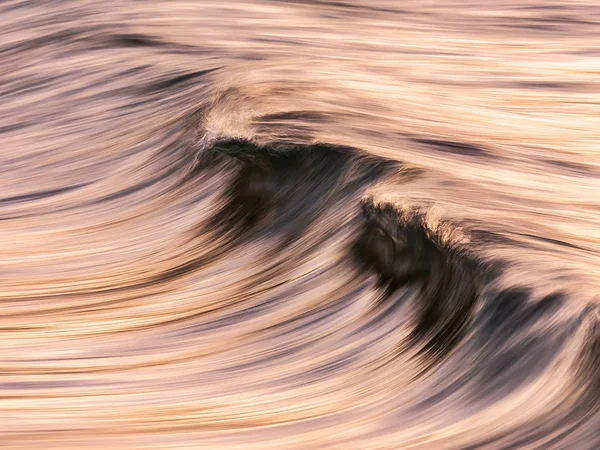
<box><xmin>1</xmin><ymin>1</ymin><xmax>599</xmax><ymax>448</ymax></box>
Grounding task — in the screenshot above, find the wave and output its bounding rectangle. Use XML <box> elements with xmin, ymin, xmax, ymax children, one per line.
<box><xmin>1</xmin><ymin>1</ymin><xmax>599</xmax><ymax>448</ymax></box>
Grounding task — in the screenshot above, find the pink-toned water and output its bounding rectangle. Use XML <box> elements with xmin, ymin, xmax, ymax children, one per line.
<box><xmin>1</xmin><ymin>1</ymin><xmax>599</xmax><ymax>448</ymax></box>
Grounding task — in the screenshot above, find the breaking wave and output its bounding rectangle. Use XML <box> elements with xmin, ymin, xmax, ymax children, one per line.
<box><xmin>1</xmin><ymin>1</ymin><xmax>599</xmax><ymax>448</ymax></box>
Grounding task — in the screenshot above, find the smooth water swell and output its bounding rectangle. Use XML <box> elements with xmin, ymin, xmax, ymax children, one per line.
<box><xmin>1</xmin><ymin>1</ymin><xmax>600</xmax><ymax>449</ymax></box>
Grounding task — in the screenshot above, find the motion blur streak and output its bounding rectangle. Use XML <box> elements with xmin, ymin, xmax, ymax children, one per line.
<box><xmin>1</xmin><ymin>1</ymin><xmax>600</xmax><ymax>449</ymax></box>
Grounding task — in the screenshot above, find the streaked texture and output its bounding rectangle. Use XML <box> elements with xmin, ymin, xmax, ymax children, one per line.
<box><xmin>1</xmin><ymin>1</ymin><xmax>599</xmax><ymax>449</ymax></box>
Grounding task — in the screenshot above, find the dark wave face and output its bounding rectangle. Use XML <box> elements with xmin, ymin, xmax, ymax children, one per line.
<box><xmin>1</xmin><ymin>1</ymin><xmax>600</xmax><ymax>449</ymax></box>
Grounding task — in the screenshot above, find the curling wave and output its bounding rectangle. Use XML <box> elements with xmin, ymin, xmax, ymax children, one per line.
<box><xmin>1</xmin><ymin>1</ymin><xmax>600</xmax><ymax>449</ymax></box>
